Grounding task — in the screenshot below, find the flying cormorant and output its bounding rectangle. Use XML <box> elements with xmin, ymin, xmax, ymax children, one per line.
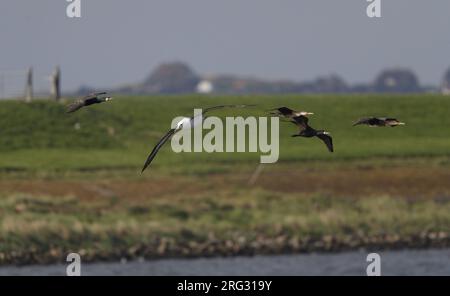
<box><xmin>290</xmin><ymin>115</ymin><xmax>333</xmax><ymax>152</ymax></box>
<box><xmin>66</xmin><ymin>92</ymin><xmax>112</xmax><ymax>113</ymax></box>
<box><xmin>353</xmin><ymin>117</ymin><xmax>405</xmax><ymax>127</ymax></box>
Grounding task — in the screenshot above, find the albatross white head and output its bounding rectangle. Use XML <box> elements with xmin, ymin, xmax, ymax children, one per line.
<box><xmin>175</xmin><ymin>117</ymin><xmax>193</xmax><ymax>130</ymax></box>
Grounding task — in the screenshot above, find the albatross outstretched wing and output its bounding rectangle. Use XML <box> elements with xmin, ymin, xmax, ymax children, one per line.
<box><xmin>201</xmin><ymin>104</ymin><xmax>256</xmax><ymax>116</ymax></box>
<box><xmin>317</xmin><ymin>133</ymin><xmax>334</xmax><ymax>152</ymax></box>
<box><xmin>141</xmin><ymin>128</ymin><xmax>176</xmax><ymax>173</ymax></box>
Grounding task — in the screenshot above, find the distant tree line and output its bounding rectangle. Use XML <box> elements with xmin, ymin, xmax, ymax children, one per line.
<box><xmin>75</xmin><ymin>62</ymin><xmax>450</xmax><ymax>95</ymax></box>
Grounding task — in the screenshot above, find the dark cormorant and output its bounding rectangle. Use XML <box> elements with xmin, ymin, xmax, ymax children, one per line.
<box><xmin>66</xmin><ymin>92</ymin><xmax>112</xmax><ymax>113</ymax></box>
<box><xmin>353</xmin><ymin>117</ymin><xmax>405</xmax><ymax>127</ymax></box>
<box><xmin>290</xmin><ymin>115</ymin><xmax>333</xmax><ymax>152</ymax></box>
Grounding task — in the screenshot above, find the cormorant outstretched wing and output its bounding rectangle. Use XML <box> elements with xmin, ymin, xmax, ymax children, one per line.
<box><xmin>66</xmin><ymin>99</ymin><xmax>86</xmax><ymax>113</ymax></box>
<box><xmin>141</xmin><ymin>128</ymin><xmax>176</xmax><ymax>173</ymax></box>
<box><xmin>268</xmin><ymin>107</ymin><xmax>294</xmax><ymax>117</ymax></box>
<box><xmin>290</xmin><ymin>115</ymin><xmax>309</xmax><ymax>131</ymax></box>
<box><xmin>353</xmin><ymin>117</ymin><xmax>384</xmax><ymax>126</ymax></box>
<box><xmin>317</xmin><ymin>133</ymin><xmax>334</xmax><ymax>152</ymax></box>
<box><xmin>86</xmin><ymin>92</ymin><xmax>107</xmax><ymax>98</ymax></box>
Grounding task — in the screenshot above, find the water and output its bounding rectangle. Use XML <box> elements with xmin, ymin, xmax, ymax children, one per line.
<box><xmin>0</xmin><ymin>249</ymin><xmax>449</xmax><ymax>276</ymax></box>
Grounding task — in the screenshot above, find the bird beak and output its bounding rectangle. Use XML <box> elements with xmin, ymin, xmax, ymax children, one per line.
<box><xmin>398</xmin><ymin>122</ymin><xmax>406</xmax><ymax>125</ymax></box>
<box><xmin>307</xmin><ymin>112</ymin><xmax>314</xmax><ymax>115</ymax></box>
<box><xmin>105</xmin><ymin>97</ymin><xmax>113</xmax><ymax>101</ymax></box>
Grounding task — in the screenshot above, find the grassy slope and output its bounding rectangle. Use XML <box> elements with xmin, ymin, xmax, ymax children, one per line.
<box><xmin>1</xmin><ymin>94</ymin><xmax>450</xmax><ymax>172</ymax></box>
<box><xmin>1</xmin><ymin>95</ymin><xmax>450</xmax><ymax>264</ymax></box>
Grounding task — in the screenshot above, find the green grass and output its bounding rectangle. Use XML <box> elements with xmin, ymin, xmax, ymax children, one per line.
<box><xmin>1</xmin><ymin>94</ymin><xmax>450</xmax><ymax>172</ymax></box>
<box><xmin>1</xmin><ymin>94</ymin><xmax>450</xmax><ymax>264</ymax></box>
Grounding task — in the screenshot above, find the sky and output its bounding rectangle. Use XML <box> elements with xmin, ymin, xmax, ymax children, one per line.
<box><xmin>1</xmin><ymin>0</ymin><xmax>450</xmax><ymax>92</ymax></box>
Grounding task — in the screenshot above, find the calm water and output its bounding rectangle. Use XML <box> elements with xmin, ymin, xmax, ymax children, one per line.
<box><xmin>1</xmin><ymin>249</ymin><xmax>449</xmax><ymax>276</ymax></box>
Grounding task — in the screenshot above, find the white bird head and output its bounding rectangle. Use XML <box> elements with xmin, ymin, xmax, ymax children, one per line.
<box><xmin>176</xmin><ymin>117</ymin><xmax>192</xmax><ymax>130</ymax></box>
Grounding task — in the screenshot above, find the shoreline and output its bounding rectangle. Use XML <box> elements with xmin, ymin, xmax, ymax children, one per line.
<box><xmin>2</xmin><ymin>232</ymin><xmax>449</xmax><ymax>266</ymax></box>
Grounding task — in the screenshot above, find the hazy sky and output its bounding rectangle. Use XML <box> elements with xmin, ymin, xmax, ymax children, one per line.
<box><xmin>1</xmin><ymin>0</ymin><xmax>450</xmax><ymax>91</ymax></box>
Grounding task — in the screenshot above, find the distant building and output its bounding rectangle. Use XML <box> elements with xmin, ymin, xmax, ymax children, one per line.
<box><xmin>374</xmin><ymin>68</ymin><xmax>420</xmax><ymax>93</ymax></box>
<box><xmin>196</xmin><ymin>80</ymin><xmax>214</xmax><ymax>94</ymax></box>
<box><xmin>141</xmin><ymin>62</ymin><xmax>200</xmax><ymax>94</ymax></box>
<box><xmin>441</xmin><ymin>68</ymin><xmax>450</xmax><ymax>95</ymax></box>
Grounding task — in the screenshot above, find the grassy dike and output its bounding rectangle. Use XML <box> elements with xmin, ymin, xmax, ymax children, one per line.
<box><xmin>1</xmin><ymin>95</ymin><xmax>450</xmax><ymax>264</ymax></box>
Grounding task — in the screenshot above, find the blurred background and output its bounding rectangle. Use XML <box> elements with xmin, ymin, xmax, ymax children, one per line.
<box><xmin>0</xmin><ymin>0</ymin><xmax>450</xmax><ymax>275</ymax></box>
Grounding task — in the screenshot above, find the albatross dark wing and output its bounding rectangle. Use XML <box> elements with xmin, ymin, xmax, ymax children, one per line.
<box><xmin>201</xmin><ymin>104</ymin><xmax>256</xmax><ymax>115</ymax></box>
<box><xmin>141</xmin><ymin>129</ymin><xmax>176</xmax><ymax>173</ymax></box>
<box><xmin>317</xmin><ymin>133</ymin><xmax>334</xmax><ymax>152</ymax></box>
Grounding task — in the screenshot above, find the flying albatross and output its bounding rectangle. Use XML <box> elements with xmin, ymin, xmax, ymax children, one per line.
<box><xmin>353</xmin><ymin>117</ymin><xmax>406</xmax><ymax>127</ymax></box>
<box><xmin>290</xmin><ymin>115</ymin><xmax>333</xmax><ymax>152</ymax></box>
<box><xmin>66</xmin><ymin>92</ymin><xmax>112</xmax><ymax>113</ymax></box>
<box><xmin>268</xmin><ymin>106</ymin><xmax>314</xmax><ymax>119</ymax></box>
<box><xmin>141</xmin><ymin>104</ymin><xmax>255</xmax><ymax>172</ymax></box>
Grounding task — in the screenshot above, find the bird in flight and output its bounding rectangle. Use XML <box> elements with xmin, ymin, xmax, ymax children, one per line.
<box><xmin>290</xmin><ymin>115</ymin><xmax>333</xmax><ymax>152</ymax></box>
<box><xmin>66</xmin><ymin>92</ymin><xmax>112</xmax><ymax>113</ymax></box>
<box><xmin>141</xmin><ymin>104</ymin><xmax>255</xmax><ymax>173</ymax></box>
<box><xmin>353</xmin><ymin>117</ymin><xmax>405</xmax><ymax>127</ymax></box>
<box><xmin>268</xmin><ymin>106</ymin><xmax>314</xmax><ymax>119</ymax></box>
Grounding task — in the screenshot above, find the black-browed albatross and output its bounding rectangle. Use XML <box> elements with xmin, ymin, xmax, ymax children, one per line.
<box><xmin>66</xmin><ymin>92</ymin><xmax>112</xmax><ymax>113</ymax></box>
<box><xmin>290</xmin><ymin>115</ymin><xmax>334</xmax><ymax>152</ymax></box>
<box><xmin>141</xmin><ymin>104</ymin><xmax>255</xmax><ymax>172</ymax></box>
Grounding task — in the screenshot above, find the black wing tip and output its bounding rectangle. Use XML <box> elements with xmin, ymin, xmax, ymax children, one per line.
<box><xmin>141</xmin><ymin>164</ymin><xmax>149</xmax><ymax>173</ymax></box>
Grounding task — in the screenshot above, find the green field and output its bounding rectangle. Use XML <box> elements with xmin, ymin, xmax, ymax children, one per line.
<box><xmin>1</xmin><ymin>94</ymin><xmax>450</xmax><ymax>173</ymax></box>
<box><xmin>1</xmin><ymin>94</ymin><xmax>450</xmax><ymax>265</ymax></box>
